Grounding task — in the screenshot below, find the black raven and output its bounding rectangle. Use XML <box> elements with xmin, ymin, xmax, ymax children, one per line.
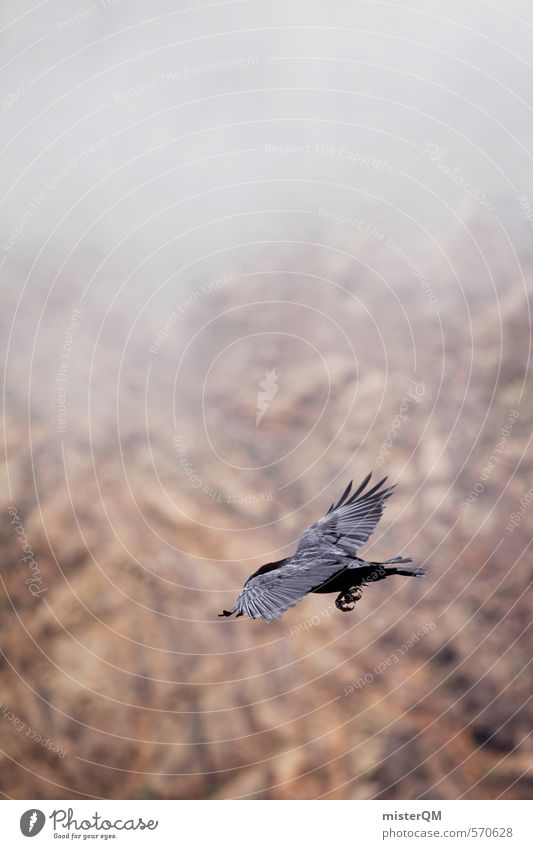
<box><xmin>219</xmin><ymin>472</ymin><xmax>425</xmax><ymax>622</ymax></box>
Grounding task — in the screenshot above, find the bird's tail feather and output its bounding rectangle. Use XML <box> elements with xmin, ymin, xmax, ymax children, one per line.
<box><xmin>378</xmin><ymin>555</ymin><xmax>413</xmax><ymax>565</ymax></box>
<box><xmin>370</xmin><ymin>555</ymin><xmax>426</xmax><ymax>577</ymax></box>
<box><xmin>387</xmin><ymin>566</ymin><xmax>426</xmax><ymax>577</ymax></box>
<box><xmin>385</xmin><ymin>563</ymin><xmax>426</xmax><ymax>578</ymax></box>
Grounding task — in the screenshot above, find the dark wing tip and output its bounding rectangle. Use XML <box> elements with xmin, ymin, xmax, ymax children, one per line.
<box><xmin>361</xmin><ymin>475</ymin><xmax>388</xmax><ymax>499</ymax></box>
<box><xmin>327</xmin><ymin>480</ymin><xmax>353</xmax><ymax>514</ymax></box>
<box><xmin>342</xmin><ymin>472</ymin><xmax>378</xmax><ymax>506</ymax></box>
<box><xmin>328</xmin><ymin>471</ymin><xmax>397</xmax><ymax>513</ymax></box>
<box><xmin>336</xmin><ymin>480</ymin><xmax>353</xmax><ymax>510</ymax></box>
<box><xmin>348</xmin><ymin>471</ymin><xmax>373</xmax><ymax>502</ymax></box>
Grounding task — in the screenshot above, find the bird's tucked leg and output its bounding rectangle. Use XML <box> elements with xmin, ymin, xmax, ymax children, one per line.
<box><xmin>335</xmin><ymin>587</ymin><xmax>362</xmax><ymax>612</ymax></box>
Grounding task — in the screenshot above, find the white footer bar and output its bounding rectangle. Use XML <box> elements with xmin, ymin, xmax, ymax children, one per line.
<box><xmin>2</xmin><ymin>799</ymin><xmax>530</xmax><ymax>848</ymax></box>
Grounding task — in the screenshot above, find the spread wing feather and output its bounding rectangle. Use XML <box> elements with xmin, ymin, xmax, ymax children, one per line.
<box><xmin>234</xmin><ymin>558</ymin><xmax>344</xmax><ymax>622</ymax></box>
<box><xmin>297</xmin><ymin>472</ymin><xmax>396</xmax><ymax>555</ymax></box>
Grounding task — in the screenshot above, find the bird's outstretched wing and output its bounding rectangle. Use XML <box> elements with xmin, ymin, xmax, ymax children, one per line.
<box><xmin>296</xmin><ymin>472</ymin><xmax>396</xmax><ymax>556</ymax></box>
<box><xmin>233</xmin><ymin>557</ymin><xmax>344</xmax><ymax>622</ymax></box>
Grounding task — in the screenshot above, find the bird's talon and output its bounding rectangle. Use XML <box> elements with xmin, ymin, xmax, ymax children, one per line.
<box><xmin>335</xmin><ymin>590</ymin><xmax>360</xmax><ymax>612</ymax></box>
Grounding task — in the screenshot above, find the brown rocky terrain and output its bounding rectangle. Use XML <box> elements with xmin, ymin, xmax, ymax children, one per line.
<box><xmin>1</xmin><ymin>222</ymin><xmax>531</xmax><ymax>799</ymax></box>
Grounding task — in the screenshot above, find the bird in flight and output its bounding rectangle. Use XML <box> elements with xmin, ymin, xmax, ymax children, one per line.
<box><xmin>219</xmin><ymin>472</ymin><xmax>425</xmax><ymax>622</ymax></box>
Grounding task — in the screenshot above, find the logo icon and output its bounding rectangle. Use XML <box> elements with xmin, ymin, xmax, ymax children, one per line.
<box><xmin>256</xmin><ymin>369</ymin><xmax>279</xmax><ymax>425</ymax></box>
<box><xmin>20</xmin><ymin>809</ymin><xmax>46</xmax><ymax>837</ymax></box>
